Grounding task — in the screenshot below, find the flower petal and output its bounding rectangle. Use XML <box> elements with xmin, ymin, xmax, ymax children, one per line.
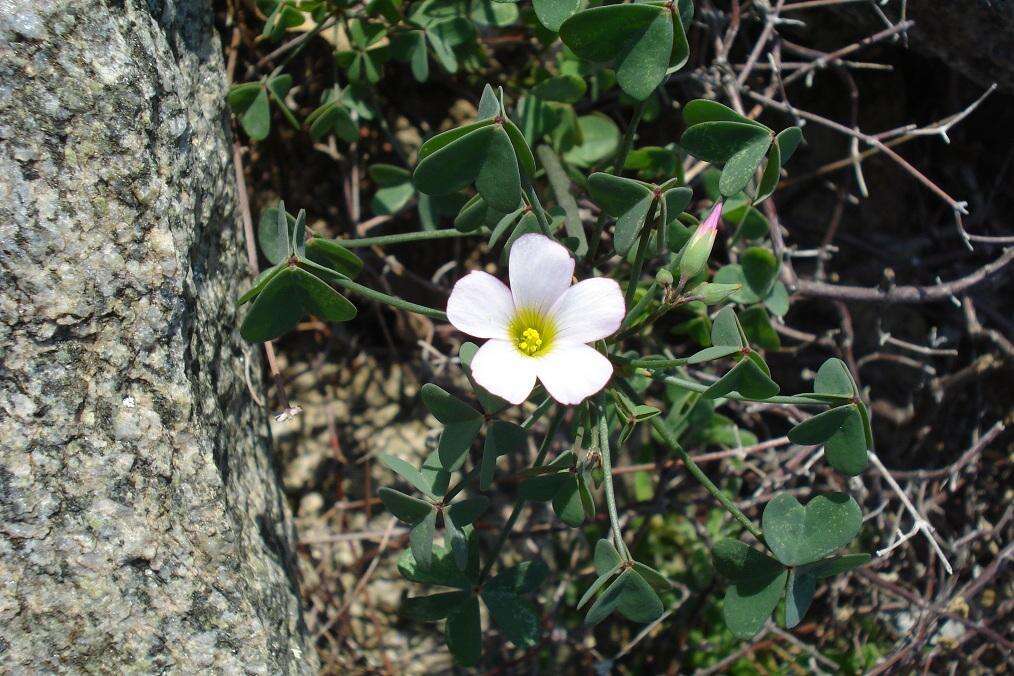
<box><xmin>471</xmin><ymin>339</ymin><xmax>538</xmax><ymax>405</ymax></box>
<box><xmin>549</xmin><ymin>277</ymin><xmax>625</xmax><ymax>345</ymax></box>
<box><xmin>535</xmin><ymin>343</ymin><xmax>613</xmax><ymax>405</ymax></box>
<box><xmin>447</xmin><ymin>271</ymin><xmax>515</xmax><ymax>340</ymax></box>
<box><xmin>509</xmin><ymin>233</ymin><xmax>575</xmax><ymax>315</ymax></box>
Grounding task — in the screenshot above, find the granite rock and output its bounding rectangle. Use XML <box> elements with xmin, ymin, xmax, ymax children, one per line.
<box><xmin>0</xmin><ymin>0</ymin><xmax>315</xmax><ymax>671</ymax></box>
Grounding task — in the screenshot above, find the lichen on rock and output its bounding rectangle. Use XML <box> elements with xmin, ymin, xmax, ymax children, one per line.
<box><xmin>0</xmin><ymin>0</ymin><xmax>314</xmax><ymax>671</ymax></box>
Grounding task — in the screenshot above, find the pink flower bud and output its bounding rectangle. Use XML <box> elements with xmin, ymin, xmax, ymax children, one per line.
<box><xmin>678</xmin><ymin>201</ymin><xmax>722</xmax><ymax>281</ymax></box>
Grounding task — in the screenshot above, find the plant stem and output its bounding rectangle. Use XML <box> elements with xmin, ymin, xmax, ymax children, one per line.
<box><xmin>597</xmin><ymin>403</ymin><xmax>631</xmax><ymax>560</ymax></box>
<box><xmin>626</xmin><ymin>356</ymin><xmax>688</xmax><ymax>369</ymax></box>
<box><xmin>649</xmin><ymin>415</ymin><xmax>764</xmax><ymax>540</ymax></box>
<box><xmin>623</xmin><ymin>202</ymin><xmax>658</xmax><ymax>307</ymax></box>
<box><xmin>586</xmin><ymin>97</ymin><xmax>651</xmax><ymax>260</ymax></box>
<box><xmin>479</xmin><ymin>406</ymin><xmax>565</xmax><ymax>582</ymax></box>
<box><xmin>330</xmin><ymin>277</ymin><xmax>447</xmax><ymax>320</ymax></box>
<box><xmin>536</xmin><ymin>145</ymin><xmax>586</xmax><ymax>254</ymax></box>
<box><xmin>663</xmin><ymin>375</ymin><xmax>839</xmax><ymax>406</ymax></box>
<box><xmin>523</xmin><ymin>180</ymin><xmax>553</xmax><ymax>237</ymax></box>
<box><xmin>337</xmin><ymin>229</ymin><xmax>474</xmax><ymax>248</ymax></box>
<box><xmin>620</xmin><ymin>281</ymin><xmax>660</xmax><ymax>329</ymax></box>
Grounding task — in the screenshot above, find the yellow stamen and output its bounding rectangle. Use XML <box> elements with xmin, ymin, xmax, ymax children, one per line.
<box><xmin>517</xmin><ymin>327</ymin><xmax>543</xmax><ymax>355</ymax></box>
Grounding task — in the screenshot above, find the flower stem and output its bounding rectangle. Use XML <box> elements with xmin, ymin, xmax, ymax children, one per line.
<box><xmin>479</xmin><ymin>405</ymin><xmax>565</xmax><ymax>582</ymax></box>
<box><xmin>337</xmin><ymin>229</ymin><xmax>475</xmax><ymax>248</ymax></box>
<box><xmin>523</xmin><ymin>180</ymin><xmax>553</xmax><ymax>237</ymax></box>
<box><xmin>663</xmin><ymin>375</ymin><xmax>837</xmax><ymax>407</ymax></box>
<box><xmin>330</xmin><ymin>277</ymin><xmax>447</xmax><ymax>320</ymax></box>
<box><xmin>623</xmin><ymin>202</ymin><xmax>658</xmax><ymax>308</ymax></box>
<box><xmin>649</xmin><ymin>415</ymin><xmax>764</xmax><ymax>540</ymax></box>
<box><xmin>586</xmin><ymin>97</ymin><xmax>651</xmax><ymax>260</ymax></box>
<box><xmin>597</xmin><ymin>403</ymin><xmax>631</xmax><ymax>560</ymax></box>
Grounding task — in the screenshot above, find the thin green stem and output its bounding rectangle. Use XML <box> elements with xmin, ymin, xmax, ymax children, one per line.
<box><xmin>597</xmin><ymin>403</ymin><xmax>631</xmax><ymax>560</ymax></box>
<box><xmin>337</xmin><ymin>229</ymin><xmax>475</xmax><ymax>248</ymax></box>
<box><xmin>536</xmin><ymin>145</ymin><xmax>586</xmax><ymax>254</ymax></box>
<box><xmin>586</xmin><ymin>97</ymin><xmax>651</xmax><ymax>260</ymax></box>
<box><xmin>663</xmin><ymin>375</ymin><xmax>840</xmax><ymax>406</ymax></box>
<box><xmin>523</xmin><ymin>181</ymin><xmax>553</xmax><ymax>237</ymax></box>
<box><xmin>620</xmin><ymin>281</ymin><xmax>660</xmax><ymax>329</ymax></box>
<box><xmin>626</xmin><ymin>356</ymin><xmax>688</xmax><ymax>369</ymax></box>
<box><xmin>623</xmin><ymin>202</ymin><xmax>658</xmax><ymax>308</ymax></box>
<box><xmin>330</xmin><ymin>277</ymin><xmax>447</xmax><ymax>320</ymax></box>
<box><xmin>479</xmin><ymin>406</ymin><xmax>565</xmax><ymax>582</ymax></box>
<box><xmin>649</xmin><ymin>415</ymin><xmax>764</xmax><ymax>540</ymax></box>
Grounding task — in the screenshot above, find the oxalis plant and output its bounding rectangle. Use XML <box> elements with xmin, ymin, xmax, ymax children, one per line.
<box><xmin>231</xmin><ymin>0</ymin><xmax>879</xmax><ymax>666</ymax></box>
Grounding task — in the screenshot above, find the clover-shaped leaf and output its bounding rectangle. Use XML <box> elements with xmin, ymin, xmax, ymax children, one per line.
<box><xmin>561</xmin><ymin>4</ymin><xmax>687</xmax><ymax>100</ymax></box>
<box><xmin>704</xmin><ymin>357</ymin><xmax>779</xmax><ymax>400</ymax></box>
<box><xmin>480</xmin><ymin>420</ymin><xmax>527</xmax><ymax>490</ymax></box>
<box><xmin>762</xmin><ymin>492</ymin><xmax>862</xmax><ymax>567</ymax></box>
<box><xmin>588</xmin><ymin>173</ymin><xmax>654</xmax><ymax>256</ymax></box>
<box><xmin>421</xmin><ymin>383</ymin><xmax>484</xmax><ymax>472</ymax></box>
<box><xmin>710</xmin><ymin>306</ymin><xmax>748</xmax><ymax>348</ymax></box>
<box><xmin>584</xmin><ymin>568</ymin><xmax>664</xmax><ymax>626</ymax></box>
<box><xmin>533</xmin><ymin>0</ymin><xmax>580</xmax><ymax>31</ymax></box>
<box><xmin>414</xmin><ymin>120</ymin><xmax>530</xmax><ymax>212</ymax></box>
<box><xmin>713</xmin><ymin>539</ymin><xmax>788</xmax><ymax>639</ymax></box>
<box><xmin>445</xmin><ymin>596</ymin><xmax>482</xmax><ymax>666</ymax></box>
<box><xmin>239</xmin><ymin>266</ymin><xmax>357</xmax><ymax>342</ymax></box>
<box><xmin>402</xmin><ymin>590</ymin><xmax>471</xmax><ymax>621</ymax></box>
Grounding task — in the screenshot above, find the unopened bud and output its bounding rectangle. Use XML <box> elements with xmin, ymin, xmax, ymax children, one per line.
<box><xmin>655</xmin><ymin>268</ymin><xmax>674</xmax><ymax>286</ymax></box>
<box><xmin>678</xmin><ymin>202</ymin><xmax>722</xmax><ymax>281</ymax></box>
<box><xmin>694</xmin><ymin>282</ymin><xmax>741</xmax><ymax>305</ymax></box>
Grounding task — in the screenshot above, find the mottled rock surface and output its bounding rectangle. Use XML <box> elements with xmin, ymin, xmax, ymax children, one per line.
<box><xmin>0</xmin><ymin>0</ymin><xmax>315</xmax><ymax>672</ymax></box>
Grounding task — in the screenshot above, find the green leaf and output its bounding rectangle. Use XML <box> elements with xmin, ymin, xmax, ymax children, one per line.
<box><xmin>633</xmin><ymin>561</ymin><xmax>673</xmax><ymax>591</ymax></box>
<box><xmin>410</xmin><ymin>509</ymin><xmax>438</xmax><ymax>568</ymax></box>
<box><xmin>585</xmin><ymin>569</ymin><xmax>664</xmax><ymax>625</ymax></box>
<box><xmin>704</xmin><ymin>357</ymin><xmax>779</xmax><ymax>400</ymax></box>
<box><xmin>482</xmin><ymin>589</ymin><xmax>541</xmax><ymax>648</ymax></box>
<box><xmin>372</xmin><ymin>182</ymin><xmax>415</xmax><ymax>215</ymax></box>
<box><xmin>240</xmin><ymin>88</ymin><xmax>271</xmax><ymax>141</ymax></box>
<box><xmin>292</xmin><ymin>267</ymin><xmax>357</xmax><ymax>323</ymax></box>
<box><xmin>414</xmin><ymin>124</ymin><xmax>497</xmax><ymax>195</ymax></box>
<box><xmin>470</xmin><ymin>0</ymin><xmax>519</xmax><ymax>26</ymax></box>
<box><xmin>531</xmin><ymin>74</ymin><xmax>586</xmax><ymax>103</ymax></box>
<box><xmin>422</xmin><ymin>383</ymin><xmax>482</xmax><ymax>423</ymax></box>
<box><xmin>228</xmin><ymin>82</ymin><xmax>261</xmax><ymax>113</ymax></box>
<box><xmin>680</xmin><ymin>121</ymin><xmax>770</xmax><ymax>165</ymax></box>
<box><xmin>477</xmin><ymin>83</ymin><xmax>500</xmax><ymax>119</ymax></box>
<box><xmin>687</xmin><ymin>345</ymin><xmax>741</xmax><ymax>364</ymax></box>
<box><xmin>240</xmin><ymin>268</ymin><xmax>304</xmax><ymax>342</ymax></box>
<box><xmin>754</xmin><ymin>139</ymin><xmax>782</xmax><ymax>204</ymax></box>
<box><xmin>712</xmin><ymin>539</ymin><xmax>784</xmax><ymax>581</ymax></box>
<box><xmin>237</xmin><ymin>264</ymin><xmax>284</xmax><ymax>307</ymax></box>
<box><xmin>824</xmin><ymin>405</ymin><xmax>869</xmax><ymax>475</ymax></box>
<box><xmin>682</xmin><ymin>100</ymin><xmax>768</xmax><ymax>129</ymax></box>
<box><xmin>577</xmin><ymin>568</ymin><xmax>618</xmax><ymax>609</ymax></box>
<box><xmin>379</xmin><ymin>487</ymin><xmax>433</xmax><ymax>524</ymax></box>
<box><xmin>486</xmin><ymin>559</ymin><xmax>550</xmax><ymax>595</ymax></box>
<box><xmin>305</xmin><ymin>237</ymin><xmax>364</xmax><ymax>279</ymax></box>
<box><xmin>258</xmin><ymin>205</ymin><xmax>292</xmax><ymax>265</ymax></box>
<box><xmin>784</xmin><ymin>568</ymin><xmax>815</xmax><ymax>629</ymax></box>
<box><xmin>762</xmin><ymin>492</ymin><xmax>863</xmax><ymax>566</ymax></box>
<box><xmin>480</xmin><ymin>421</ymin><xmax>527</xmax><ymax>489</ymax></box>
<box><xmin>503</xmin><ymin>119</ymin><xmax>537</xmax><ymax>178</ymax></box>
<box><xmin>662</xmin><ymin>186</ymin><xmax>693</xmax><ymax>222</ymax></box>
<box><xmin>740</xmin><ymin>306</ymin><xmax>780</xmax><ymax>351</ymax></box>
<box><xmin>417</xmin><ymin>120</ymin><xmax>495</xmax><ymax>161</ymax></box>
<box><xmin>552</xmin><ymin>476</ymin><xmax>585</xmax><ymax>526</ymax></box>
<box><xmin>741</xmin><ymin>247</ymin><xmax>779</xmax><ymax>298</ymax></box>
<box><xmin>720</xmin><ymin>133</ymin><xmax>773</xmax><ymax>197</ymax></box>
<box><xmin>445</xmin><ymin>596</ymin><xmax>482</xmax><ymax>666</ymax></box>
<box><xmin>587</xmin><ymin>173</ymin><xmax>654</xmax><ymax>256</ymax></box>
<box><xmin>563</xmin><ymin>113</ymin><xmax>620</xmax><ymax>167</ymax></box>
<box><xmin>801</xmin><ymin>553</ymin><xmax>870</xmax><ymax>579</ymax></box>
<box><xmin>615</xmin><ymin>9</ymin><xmax>673</xmax><ymax>101</ymax></box>
<box><xmin>398</xmin><ymin>543</ymin><xmax>473</xmax><ymax>588</ymax></box>
<box><xmin>403</xmin><ymin>591</ymin><xmax>470</xmax><ymax>621</ymax></box>
<box><xmin>533</xmin><ymin>0</ymin><xmax>579</xmax><ymax>32</ymax></box>
<box><xmin>560</xmin><ymin>5</ymin><xmax>672</xmax><ymax>101</ymax></box>
<box><xmin>290</xmin><ymin>209</ymin><xmax>306</xmax><ymax>256</ymax></box>
<box><xmin>788</xmin><ymin>405</ymin><xmax>852</xmax><ymax>445</ymax></box>
<box><xmin>448</xmin><ymin>496</ymin><xmax>490</xmax><ymax>527</ymax></box>
<box><xmin>594</xmin><ymin>539</ymin><xmax>623</xmax><ymax>575</ymax></box>
<box><xmin>814</xmin><ymin>358</ymin><xmax>858</xmax><ymax>397</ymax></box>
<box><xmin>378</xmin><ymin>453</ymin><xmax>433</xmax><ymax>496</ymax></box>
<box><xmin>723</xmin><ymin>566</ymin><xmax>788</xmax><ymax>639</ymax></box>
<box><xmin>520</xmin><ymin>474</ymin><xmax>567</xmax><ymax>502</ymax></box>
<box><xmin>710</xmin><ymin>306</ymin><xmax>746</xmax><ymax>348</ymax></box>
<box><xmin>776</xmin><ymin>127</ymin><xmax>804</xmax><ymax>166</ymax></box>
<box><xmin>477</xmin><ymin>124</ymin><xmax>524</xmax><ymax>211</ymax></box>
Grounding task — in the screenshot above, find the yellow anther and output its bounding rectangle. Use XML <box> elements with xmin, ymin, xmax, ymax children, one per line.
<box><xmin>517</xmin><ymin>327</ymin><xmax>543</xmax><ymax>355</ymax></box>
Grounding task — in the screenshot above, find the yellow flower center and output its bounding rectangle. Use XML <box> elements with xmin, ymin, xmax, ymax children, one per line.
<box><xmin>508</xmin><ymin>308</ymin><xmax>556</xmax><ymax>357</ymax></box>
<box><xmin>517</xmin><ymin>327</ymin><xmax>543</xmax><ymax>355</ymax></box>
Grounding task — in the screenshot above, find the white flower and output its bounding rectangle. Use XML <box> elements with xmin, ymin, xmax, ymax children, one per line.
<box><xmin>447</xmin><ymin>233</ymin><xmax>625</xmax><ymax>406</ymax></box>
